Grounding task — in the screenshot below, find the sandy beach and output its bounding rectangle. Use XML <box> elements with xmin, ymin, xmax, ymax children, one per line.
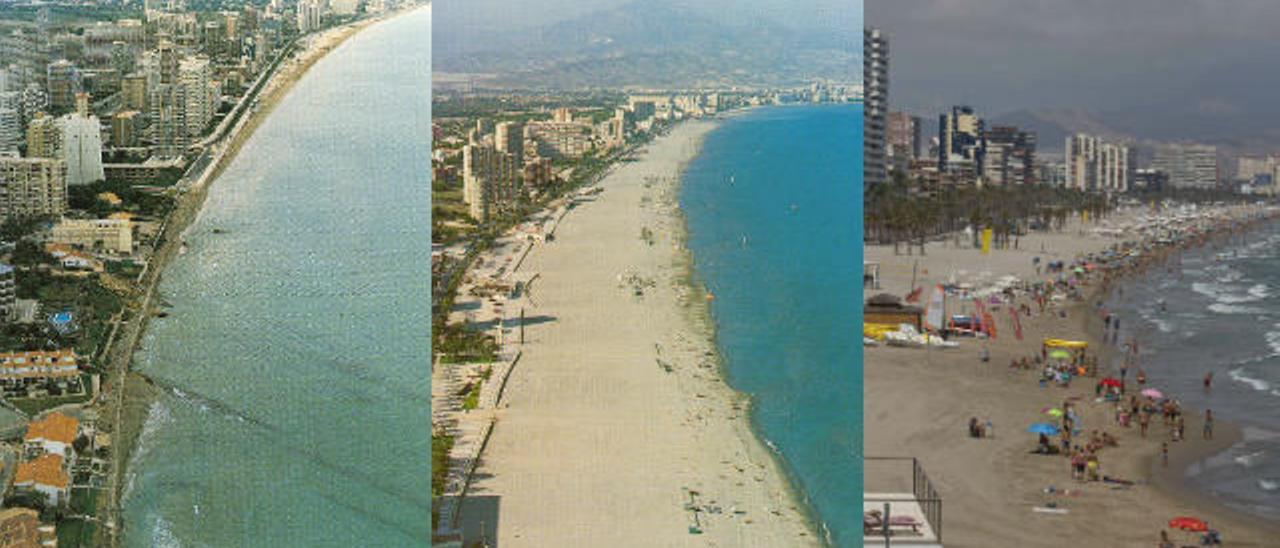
<box><xmin>445</xmin><ymin>119</ymin><xmax>817</xmax><ymax>546</ymax></box>
<box><xmin>865</xmin><ymin>206</ymin><xmax>1280</xmax><ymax>547</ymax></box>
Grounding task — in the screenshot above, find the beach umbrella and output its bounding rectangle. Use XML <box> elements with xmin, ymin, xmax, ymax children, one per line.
<box><xmin>1168</xmin><ymin>516</ymin><xmax>1207</xmax><ymax>532</ymax></box>
<box><xmin>1142</xmin><ymin>388</ymin><xmax>1164</xmax><ymax>399</ymax></box>
<box><xmin>1049</xmin><ymin>349</ymin><xmax>1071</xmax><ymax>360</ymax></box>
<box><xmin>1027</xmin><ymin>423</ymin><xmax>1059</xmax><ymax>435</ymax></box>
<box><xmin>1101</xmin><ymin>378</ymin><xmax>1123</xmax><ymax>388</ymax></box>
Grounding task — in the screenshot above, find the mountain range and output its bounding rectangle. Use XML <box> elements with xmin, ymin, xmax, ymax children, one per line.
<box><xmin>433</xmin><ymin>1</ymin><xmax>860</xmax><ymax>89</ymax></box>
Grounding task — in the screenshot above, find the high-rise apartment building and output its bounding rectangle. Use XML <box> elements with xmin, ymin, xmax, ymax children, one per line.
<box><xmin>60</xmin><ymin>112</ymin><xmax>105</xmax><ymax>185</ymax></box>
<box><xmin>495</xmin><ymin>121</ymin><xmax>525</xmax><ymax>169</ymax></box>
<box><xmin>179</xmin><ymin>56</ymin><xmax>219</xmax><ymax>138</ymax></box>
<box><xmin>938</xmin><ymin>105</ymin><xmax>984</xmax><ymax>176</ymax></box>
<box><xmin>0</xmin><ymin>157</ymin><xmax>68</xmax><ymax>219</ymax></box>
<box><xmin>149</xmin><ymin>55</ymin><xmax>220</xmax><ymax>157</ymax></box>
<box><xmin>297</xmin><ymin>0</ymin><xmax>323</xmax><ymax>34</ymax></box>
<box><xmin>46</xmin><ymin>60</ymin><xmax>82</xmax><ymax>114</ymax></box>
<box><xmin>112</xmin><ymin>110</ymin><xmax>141</xmax><ymax>147</ymax></box>
<box><xmin>863</xmin><ymin>27</ymin><xmax>888</xmax><ymax>186</ymax></box>
<box><xmin>886</xmin><ymin>111</ymin><xmax>920</xmax><ymax>172</ymax></box>
<box><xmin>25</xmin><ymin>113</ymin><xmax>61</xmax><ymax>158</ymax></box>
<box><xmin>462</xmin><ymin>141</ymin><xmax>521</xmax><ymax>223</ymax></box>
<box><xmin>984</xmin><ymin>126</ymin><xmax>1037</xmax><ymax>186</ymax></box>
<box><xmin>0</xmin><ymin>108</ymin><xmax>19</xmax><ymax>156</ymax></box>
<box><xmin>121</xmin><ymin>73</ymin><xmax>148</xmax><ymax>111</ymax></box>
<box><xmin>1065</xmin><ymin>134</ymin><xmax>1130</xmax><ymax>192</ymax></box>
<box><xmin>1152</xmin><ymin>144</ymin><xmax>1218</xmax><ymax>189</ymax></box>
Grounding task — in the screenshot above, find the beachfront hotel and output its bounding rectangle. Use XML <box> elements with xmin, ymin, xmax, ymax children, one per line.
<box><xmin>0</xmin><ymin>350</ymin><xmax>80</xmax><ymax>383</ymax></box>
<box><xmin>50</xmin><ymin>217</ymin><xmax>135</xmax><ymax>255</ymax></box>
<box><xmin>1153</xmin><ymin>143</ymin><xmax>1220</xmax><ymax>189</ymax></box>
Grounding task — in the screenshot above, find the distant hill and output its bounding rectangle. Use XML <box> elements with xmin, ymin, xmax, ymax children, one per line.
<box><xmin>433</xmin><ymin>0</ymin><xmax>859</xmax><ymax>89</ymax></box>
<box><xmin>988</xmin><ymin>105</ymin><xmax>1280</xmax><ymax>157</ymax></box>
<box><xmin>990</xmin><ymin>109</ymin><xmax>1131</xmax><ymax>153</ymax></box>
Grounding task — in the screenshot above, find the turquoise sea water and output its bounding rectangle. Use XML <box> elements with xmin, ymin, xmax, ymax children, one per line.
<box><xmin>681</xmin><ymin>104</ymin><xmax>863</xmax><ymax>546</ymax></box>
<box><xmin>121</xmin><ymin>8</ymin><xmax>431</xmax><ymax>546</ymax></box>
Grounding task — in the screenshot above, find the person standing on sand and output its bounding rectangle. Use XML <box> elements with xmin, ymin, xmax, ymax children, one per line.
<box><xmin>1162</xmin><ymin>442</ymin><xmax>1169</xmax><ymax>467</ymax></box>
<box><xmin>1204</xmin><ymin>409</ymin><xmax>1214</xmax><ymax>439</ymax></box>
<box><xmin>980</xmin><ymin>344</ymin><xmax>989</xmax><ymax>363</ymax></box>
<box><xmin>1140</xmin><ymin>412</ymin><xmax>1150</xmax><ymax>437</ymax></box>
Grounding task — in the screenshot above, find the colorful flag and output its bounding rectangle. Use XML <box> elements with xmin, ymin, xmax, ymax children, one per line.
<box><xmin>905</xmin><ymin>286</ymin><xmax>923</xmax><ymax>303</ymax></box>
<box><xmin>983</xmin><ymin>311</ymin><xmax>998</xmax><ymax>339</ymax></box>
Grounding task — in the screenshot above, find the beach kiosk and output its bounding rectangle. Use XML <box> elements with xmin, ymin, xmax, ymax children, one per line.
<box><xmin>1042</xmin><ymin>338</ymin><xmax>1093</xmax><ymax>376</ymax></box>
<box><xmin>865</xmin><ymin>293</ymin><xmax>923</xmax><ymax>331</ymax></box>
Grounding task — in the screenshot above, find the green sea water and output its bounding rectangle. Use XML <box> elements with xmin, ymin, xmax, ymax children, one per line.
<box><xmin>121</xmin><ymin>7</ymin><xmax>431</xmax><ymax>546</ymax></box>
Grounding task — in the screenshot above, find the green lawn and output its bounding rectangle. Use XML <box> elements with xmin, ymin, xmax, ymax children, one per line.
<box><xmin>11</xmin><ymin>392</ymin><xmax>92</xmax><ymax>416</ymax></box>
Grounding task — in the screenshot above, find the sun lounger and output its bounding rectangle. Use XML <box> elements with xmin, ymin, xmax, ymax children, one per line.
<box><xmin>863</xmin><ymin>511</ymin><xmax>922</xmax><ymax>535</ymax></box>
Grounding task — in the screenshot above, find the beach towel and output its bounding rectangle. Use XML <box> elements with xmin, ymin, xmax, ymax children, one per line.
<box><xmin>1032</xmin><ymin>507</ymin><xmax>1069</xmax><ymax>514</ymax></box>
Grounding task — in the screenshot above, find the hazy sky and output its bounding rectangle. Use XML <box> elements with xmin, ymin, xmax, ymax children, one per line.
<box><xmin>868</xmin><ymin>0</ymin><xmax>1280</xmax><ymax>119</ymax></box>
<box><xmin>437</xmin><ymin>0</ymin><xmax>861</xmax><ymax>51</ymax></box>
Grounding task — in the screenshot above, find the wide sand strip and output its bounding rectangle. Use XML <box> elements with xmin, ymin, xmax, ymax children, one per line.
<box><xmin>455</xmin><ymin>120</ymin><xmax>817</xmax><ymax>546</ymax></box>
<box><xmin>865</xmin><ymin>209</ymin><xmax>1280</xmax><ymax>547</ymax></box>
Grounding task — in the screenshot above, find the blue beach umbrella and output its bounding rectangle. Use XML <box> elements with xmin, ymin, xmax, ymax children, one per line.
<box><xmin>1028</xmin><ymin>423</ymin><xmax>1060</xmax><ymax>436</ymax></box>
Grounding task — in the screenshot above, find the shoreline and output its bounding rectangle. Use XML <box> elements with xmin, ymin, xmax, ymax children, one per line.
<box><xmin>1074</xmin><ymin>235</ymin><xmax>1279</xmax><ymax>533</ymax></box>
<box><xmin>1106</xmin><ymin>217</ymin><xmax>1280</xmax><ymax>526</ymax></box>
<box><xmin>668</xmin><ymin>117</ymin><xmax>830</xmax><ymax>543</ymax></box>
<box><xmin>866</xmin><ymin>203</ymin><xmax>1280</xmax><ymax>546</ymax></box>
<box><xmin>447</xmin><ymin>115</ymin><xmax>817</xmax><ymax>546</ymax></box>
<box><xmin>100</xmin><ymin>8</ymin><xmax>420</xmax><ymax>545</ymax></box>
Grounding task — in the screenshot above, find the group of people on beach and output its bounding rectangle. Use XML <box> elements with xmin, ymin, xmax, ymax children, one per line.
<box><xmin>958</xmin><ymin>206</ymin><xmax>1276</xmax><ymax>546</ymax></box>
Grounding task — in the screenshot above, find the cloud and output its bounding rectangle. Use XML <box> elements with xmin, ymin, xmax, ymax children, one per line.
<box><xmin>868</xmin><ymin>0</ymin><xmax>1280</xmax><ymax>125</ymax></box>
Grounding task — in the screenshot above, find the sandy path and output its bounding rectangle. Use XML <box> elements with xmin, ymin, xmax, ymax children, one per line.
<box><xmin>454</xmin><ymin>120</ymin><xmax>817</xmax><ymax>547</ymax></box>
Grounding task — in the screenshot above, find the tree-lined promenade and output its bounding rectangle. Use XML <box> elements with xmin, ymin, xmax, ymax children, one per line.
<box><xmin>866</xmin><ymin>173</ymin><xmax>1263</xmax><ymax>255</ymax></box>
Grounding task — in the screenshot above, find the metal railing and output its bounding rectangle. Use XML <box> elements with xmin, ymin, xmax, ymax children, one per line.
<box><xmin>865</xmin><ymin>456</ymin><xmax>943</xmax><ymax>543</ymax></box>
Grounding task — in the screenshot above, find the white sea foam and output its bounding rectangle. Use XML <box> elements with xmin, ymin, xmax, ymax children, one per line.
<box><xmin>1259</xmin><ymin>479</ymin><xmax>1280</xmax><ymax>492</ymax></box>
<box><xmin>122</xmin><ymin>401</ymin><xmax>173</xmax><ymax>503</ymax></box>
<box><xmin>1208</xmin><ymin>303</ymin><xmax>1265</xmax><ymax>315</ymax></box>
<box><xmin>151</xmin><ymin>514</ymin><xmax>182</xmax><ymax>548</ymax></box>
<box><xmin>1268</xmin><ymin>329</ymin><xmax>1280</xmax><ymax>355</ymax></box>
<box><xmin>1230</xmin><ymin>367</ymin><xmax>1272</xmax><ymax>392</ymax></box>
<box><xmin>1236</xmin><ymin>450</ymin><xmax>1266</xmax><ymax>467</ymax></box>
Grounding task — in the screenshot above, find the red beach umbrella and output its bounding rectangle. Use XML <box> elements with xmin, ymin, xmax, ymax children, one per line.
<box><xmin>1168</xmin><ymin>516</ymin><xmax>1207</xmax><ymax>532</ymax></box>
<box><xmin>1100</xmin><ymin>378</ymin><xmax>1123</xmax><ymax>388</ymax></box>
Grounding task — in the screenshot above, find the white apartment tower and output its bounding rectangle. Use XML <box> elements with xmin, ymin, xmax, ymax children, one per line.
<box><xmin>1065</xmin><ymin>134</ymin><xmax>1130</xmax><ymax>192</ymax></box>
<box><xmin>59</xmin><ymin>112</ymin><xmax>105</xmax><ymax>185</ymax></box>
